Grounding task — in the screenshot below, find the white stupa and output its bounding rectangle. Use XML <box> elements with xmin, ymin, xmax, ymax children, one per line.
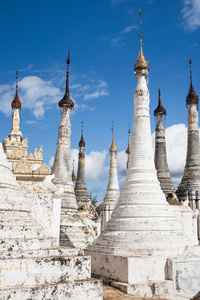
<box><xmin>87</xmin><ymin>11</ymin><xmax>200</xmax><ymax>300</ymax></box>
<box><xmin>97</xmin><ymin>122</ymin><xmax>120</xmax><ymax>231</ymax></box>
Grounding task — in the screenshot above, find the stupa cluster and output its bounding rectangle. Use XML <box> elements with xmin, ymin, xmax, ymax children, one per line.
<box><xmin>0</xmin><ymin>10</ymin><xmax>200</xmax><ymax>300</ymax></box>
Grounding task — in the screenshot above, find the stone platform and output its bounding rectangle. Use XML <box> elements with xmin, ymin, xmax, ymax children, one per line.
<box><xmin>60</xmin><ymin>209</ymin><xmax>100</xmax><ymax>249</ymax></box>
<box><xmin>0</xmin><ymin>142</ymin><xmax>102</xmax><ymax>299</ymax></box>
<box><xmin>0</xmin><ymin>247</ymin><xmax>102</xmax><ymax>299</ymax></box>
<box><xmin>87</xmin><ymin>246</ymin><xmax>200</xmax><ymax>300</ymax></box>
<box><xmin>103</xmin><ymin>285</ymin><xmax>170</xmax><ymax>300</ymax></box>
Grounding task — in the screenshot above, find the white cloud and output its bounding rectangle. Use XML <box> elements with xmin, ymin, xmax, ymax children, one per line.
<box><xmin>0</xmin><ymin>76</ymin><xmax>62</xmax><ymax>118</ymax></box>
<box><xmin>73</xmin><ymin>102</ymin><xmax>94</xmax><ymax>112</ymax></box>
<box><xmin>152</xmin><ymin>123</ymin><xmax>187</xmax><ymax>186</ymax></box>
<box><xmin>121</xmin><ymin>24</ymin><xmax>137</xmax><ymax>34</ymax></box>
<box><xmin>165</xmin><ymin>124</ymin><xmax>187</xmax><ymax>178</ymax></box>
<box><xmin>0</xmin><ymin>66</ymin><xmax>109</xmax><ymax>118</ymax></box>
<box><xmin>20</xmin><ymin>76</ymin><xmax>62</xmax><ymax>118</ymax></box>
<box><xmin>182</xmin><ymin>0</ymin><xmax>200</xmax><ymax>31</ymax></box>
<box><xmin>84</xmin><ymin>91</ymin><xmax>109</xmax><ymax>101</ymax></box>
<box><xmin>26</xmin><ymin>120</ymin><xmax>37</xmax><ymax>125</ymax></box>
<box><xmin>18</xmin><ymin>65</ymin><xmax>34</xmax><ymax>72</ymax></box>
<box><xmin>48</xmin><ymin>156</ymin><xmax>54</xmax><ymax>168</ymax></box>
<box><xmin>117</xmin><ymin>150</ymin><xmax>127</xmax><ymax>176</ymax></box>
<box><xmin>71</xmin><ymin>149</ymin><xmax>108</xmax><ymax>181</ymax></box>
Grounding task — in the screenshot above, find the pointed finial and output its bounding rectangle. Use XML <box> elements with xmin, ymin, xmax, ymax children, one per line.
<box><xmin>154</xmin><ymin>89</ymin><xmax>167</xmax><ymax>116</ymax></box>
<box><xmin>134</xmin><ymin>10</ymin><xmax>149</xmax><ymax>72</ymax></box>
<box><xmin>110</xmin><ymin>121</ymin><xmax>117</xmax><ymax>152</ymax></box>
<box><xmin>67</xmin><ymin>28</ymin><xmax>71</xmax><ymax>66</ymax></box>
<box><xmin>81</xmin><ymin>120</ymin><xmax>84</xmax><ymax>135</ymax></box>
<box><xmin>11</xmin><ymin>70</ymin><xmax>22</xmax><ymax>110</ymax></box>
<box><xmin>189</xmin><ymin>58</ymin><xmax>192</xmax><ymax>84</ymax></box>
<box><xmin>58</xmin><ymin>28</ymin><xmax>74</xmax><ymax>109</ymax></box>
<box><xmin>126</xmin><ymin>119</ymin><xmax>131</xmax><ymax>154</ymax></box>
<box><xmin>111</xmin><ymin>121</ymin><xmax>114</xmax><ymax>137</ymax></box>
<box><xmin>16</xmin><ymin>70</ymin><xmax>18</xmax><ymax>91</ymax></box>
<box><xmin>186</xmin><ymin>58</ymin><xmax>199</xmax><ymax>109</ymax></box>
<box><xmin>79</xmin><ymin>121</ymin><xmax>85</xmax><ymax>148</ymax></box>
<box><xmin>138</xmin><ymin>10</ymin><xmax>142</xmax><ymax>47</ymax></box>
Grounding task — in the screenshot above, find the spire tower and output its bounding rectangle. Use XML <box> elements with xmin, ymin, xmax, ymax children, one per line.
<box><xmin>8</xmin><ymin>71</ymin><xmax>23</xmax><ymax>142</ymax></box>
<box><xmin>154</xmin><ymin>89</ymin><xmax>175</xmax><ymax>200</ymax></box>
<box><xmin>52</xmin><ymin>30</ymin><xmax>78</xmax><ymax>211</ymax></box>
<box><xmin>176</xmin><ymin>59</ymin><xmax>200</xmax><ymax>201</ymax></box>
<box><xmin>75</xmin><ymin>121</ymin><xmax>91</xmax><ymax>204</ymax></box>
<box><xmin>87</xmin><ymin>14</ymin><xmax>198</xmax><ymax>298</ymax></box>
<box><xmin>97</xmin><ymin>121</ymin><xmax>120</xmax><ymax>231</ymax></box>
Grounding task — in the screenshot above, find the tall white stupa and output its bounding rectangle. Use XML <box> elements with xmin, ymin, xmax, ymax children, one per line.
<box><xmin>97</xmin><ymin>122</ymin><xmax>120</xmax><ymax>231</ymax></box>
<box><xmin>87</xmin><ymin>11</ymin><xmax>200</xmax><ymax>300</ymax></box>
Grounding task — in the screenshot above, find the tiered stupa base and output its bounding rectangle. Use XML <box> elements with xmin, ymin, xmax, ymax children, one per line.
<box><xmin>176</xmin><ymin>131</ymin><xmax>200</xmax><ymax>201</ymax></box>
<box><xmin>0</xmin><ymin>144</ymin><xmax>102</xmax><ymax>299</ymax></box>
<box><xmin>86</xmin><ymin>174</ymin><xmax>200</xmax><ymax>300</ymax></box>
<box><xmin>75</xmin><ymin>190</ymin><xmax>91</xmax><ymax>205</ymax></box>
<box><xmin>176</xmin><ymin>166</ymin><xmax>200</xmax><ymax>201</ymax></box>
<box><xmin>60</xmin><ymin>209</ymin><xmax>100</xmax><ymax>249</ymax></box>
<box><xmin>157</xmin><ymin>174</ymin><xmax>175</xmax><ymax>200</ymax></box>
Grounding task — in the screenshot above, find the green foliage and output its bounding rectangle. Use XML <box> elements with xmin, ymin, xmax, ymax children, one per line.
<box><xmin>78</xmin><ymin>204</ymin><xmax>84</xmax><ymax>211</ymax></box>
<box><xmin>90</xmin><ymin>193</ymin><xmax>97</xmax><ymax>206</ymax></box>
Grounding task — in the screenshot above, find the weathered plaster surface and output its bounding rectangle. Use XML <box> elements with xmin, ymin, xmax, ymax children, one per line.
<box><xmin>87</xmin><ymin>56</ymin><xmax>199</xmax><ymax>300</ymax></box>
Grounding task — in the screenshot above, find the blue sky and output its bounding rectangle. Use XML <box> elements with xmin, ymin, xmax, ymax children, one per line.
<box><xmin>0</xmin><ymin>0</ymin><xmax>200</xmax><ymax>202</ymax></box>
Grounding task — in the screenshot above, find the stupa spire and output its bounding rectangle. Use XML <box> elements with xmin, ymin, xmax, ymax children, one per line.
<box><xmin>7</xmin><ymin>71</ymin><xmax>23</xmax><ymax>142</ymax></box>
<box><xmin>186</xmin><ymin>58</ymin><xmax>199</xmax><ymax>109</ymax></box>
<box><xmin>75</xmin><ymin>121</ymin><xmax>91</xmax><ymax>204</ymax></box>
<box><xmin>176</xmin><ymin>59</ymin><xmax>200</xmax><ymax>201</ymax></box>
<box><xmin>154</xmin><ymin>89</ymin><xmax>175</xmax><ymax>200</ymax></box>
<box><xmin>88</xmin><ymin>17</ymin><xmax>195</xmax><ymax>261</ymax></box>
<box><xmin>72</xmin><ymin>160</ymin><xmax>76</xmax><ymax>183</ymax></box>
<box><xmin>154</xmin><ymin>89</ymin><xmax>166</xmax><ymax>116</ymax></box>
<box><xmin>96</xmin><ymin>121</ymin><xmax>120</xmax><ymax>232</ymax></box>
<box><xmin>87</xmin><ymin>21</ymin><xmax>199</xmax><ymax>300</ymax></box>
<box><xmin>59</xmin><ymin>29</ymin><xmax>74</xmax><ymax>109</ymax></box>
<box><xmin>134</xmin><ymin>10</ymin><xmax>149</xmax><ymax>72</ymax></box>
<box><xmin>11</xmin><ymin>70</ymin><xmax>22</xmax><ymax>110</ymax></box>
<box><xmin>109</xmin><ymin>121</ymin><xmax>117</xmax><ymax>153</ymax></box>
<box><xmin>52</xmin><ymin>30</ymin><xmax>78</xmax><ymax>211</ymax></box>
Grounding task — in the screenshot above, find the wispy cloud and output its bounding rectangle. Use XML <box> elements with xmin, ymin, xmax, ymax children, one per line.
<box><xmin>182</xmin><ymin>0</ymin><xmax>200</xmax><ymax>31</ymax></box>
<box><xmin>0</xmin><ymin>65</ymin><xmax>109</xmax><ymax>118</ymax></box>
<box><xmin>84</xmin><ymin>91</ymin><xmax>109</xmax><ymax>101</ymax></box>
<box><xmin>26</xmin><ymin>120</ymin><xmax>37</xmax><ymax>125</ymax></box>
<box><xmin>106</xmin><ymin>23</ymin><xmax>137</xmax><ymax>48</ymax></box>
<box><xmin>121</xmin><ymin>24</ymin><xmax>137</xmax><ymax>33</ymax></box>
<box><xmin>49</xmin><ymin>149</ymin><xmax>108</xmax><ymax>182</ymax></box>
<box><xmin>111</xmin><ymin>0</ymin><xmax>131</xmax><ymax>6</ymax></box>
<box><xmin>0</xmin><ymin>76</ymin><xmax>61</xmax><ymax>118</ymax></box>
<box><xmin>109</xmin><ymin>36</ymin><xmax>121</xmax><ymax>47</ymax></box>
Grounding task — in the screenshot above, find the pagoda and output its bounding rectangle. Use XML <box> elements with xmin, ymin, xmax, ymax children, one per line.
<box><xmin>97</xmin><ymin>122</ymin><xmax>120</xmax><ymax>231</ymax></box>
<box><xmin>86</xmin><ymin>11</ymin><xmax>199</xmax><ymax>299</ymax></box>
<box><xmin>75</xmin><ymin>122</ymin><xmax>91</xmax><ymax>204</ymax></box>
<box><xmin>3</xmin><ymin>71</ymin><xmax>51</xmax><ymax>182</ymax></box>
<box><xmin>154</xmin><ymin>89</ymin><xmax>175</xmax><ymax>200</ymax></box>
<box><xmin>51</xmin><ymin>45</ymin><xmax>78</xmax><ymax>211</ymax></box>
<box><xmin>52</xmin><ymin>37</ymin><xmax>99</xmax><ymax>248</ymax></box>
<box><xmin>176</xmin><ymin>59</ymin><xmax>200</xmax><ymax>202</ymax></box>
